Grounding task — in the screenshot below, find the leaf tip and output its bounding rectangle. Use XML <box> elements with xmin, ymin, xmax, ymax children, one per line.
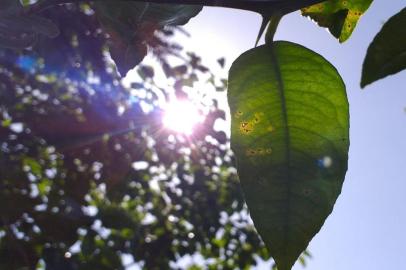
<box><xmin>360</xmin><ymin>70</ymin><xmax>374</xmax><ymax>89</ymax></box>
<box><xmin>360</xmin><ymin>79</ymin><xmax>370</xmax><ymax>89</ymax></box>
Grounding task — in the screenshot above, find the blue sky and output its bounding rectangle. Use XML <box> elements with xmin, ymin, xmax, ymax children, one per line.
<box><xmin>182</xmin><ymin>1</ymin><xmax>406</xmax><ymax>269</ymax></box>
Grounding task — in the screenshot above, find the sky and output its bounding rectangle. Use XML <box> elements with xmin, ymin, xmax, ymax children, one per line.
<box><xmin>180</xmin><ymin>1</ymin><xmax>406</xmax><ymax>269</ymax></box>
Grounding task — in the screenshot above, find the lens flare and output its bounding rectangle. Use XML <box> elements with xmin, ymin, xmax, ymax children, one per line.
<box><xmin>162</xmin><ymin>100</ymin><xmax>203</xmax><ymax>135</ymax></box>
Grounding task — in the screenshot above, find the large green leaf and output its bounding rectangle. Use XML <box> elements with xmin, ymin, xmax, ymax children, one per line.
<box><xmin>301</xmin><ymin>0</ymin><xmax>373</xmax><ymax>42</ymax></box>
<box><xmin>228</xmin><ymin>41</ymin><xmax>349</xmax><ymax>270</ymax></box>
<box><xmin>361</xmin><ymin>7</ymin><xmax>406</xmax><ymax>88</ymax></box>
<box><xmin>95</xmin><ymin>2</ymin><xmax>202</xmax><ymax>75</ymax></box>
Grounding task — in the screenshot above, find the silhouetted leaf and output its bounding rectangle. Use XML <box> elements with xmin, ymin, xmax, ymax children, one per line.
<box><xmin>98</xmin><ymin>205</ymin><xmax>137</xmax><ymax>229</ymax></box>
<box><xmin>138</xmin><ymin>65</ymin><xmax>155</xmax><ymax>79</ymax></box>
<box><xmin>302</xmin><ymin>0</ymin><xmax>372</xmax><ymax>42</ymax></box>
<box><xmin>0</xmin><ymin>2</ymin><xmax>59</xmax><ymax>49</ymax></box>
<box><xmin>361</xmin><ymin>7</ymin><xmax>406</xmax><ymax>88</ymax></box>
<box><xmin>228</xmin><ymin>41</ymin><xmax>349</xmax><ymax>270</ymax></box>
<box><xmin>95</xmin><ymin>2</ymin><xmax>202</xmax><ymax>75</ymax></box>
<box><xmin>217</xmin><ymin>57</ymin><xmax>225</xmax><ymax>68</ymax></box>
<box><xmin>109</xmin><ymin>40</ymin><xmax>147</xmax><ymax>75</ymax></box>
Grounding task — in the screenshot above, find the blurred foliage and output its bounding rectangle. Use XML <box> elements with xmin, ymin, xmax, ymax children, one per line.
<box><xmin>0</xmin><ymin>3</ymin><xmax>275</xmax><ymax>270</ymax></box>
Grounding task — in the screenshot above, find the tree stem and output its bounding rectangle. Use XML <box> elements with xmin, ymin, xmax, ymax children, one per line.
<box><xmin>27</xmin><ymin>0</ymin><xmax>325</xmax><ymax>15</ymax></box>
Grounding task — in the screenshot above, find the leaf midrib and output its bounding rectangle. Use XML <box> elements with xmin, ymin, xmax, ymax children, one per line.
<box><xmin>269</xmin><ymin>43</ymin><xmax>292</xmax><ymax>258</ymax></box>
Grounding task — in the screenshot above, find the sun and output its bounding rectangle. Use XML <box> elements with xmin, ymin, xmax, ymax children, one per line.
<box><xmin>162</xmin><ymin>99</ymin><xmax>204</xmax><ymax>135</ymax></box>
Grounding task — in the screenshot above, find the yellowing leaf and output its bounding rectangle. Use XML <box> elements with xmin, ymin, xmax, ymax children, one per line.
<box><xmin>302</xmin><ymin>0</ymin><xmax>373</xmax><ymax>42</ymax></box>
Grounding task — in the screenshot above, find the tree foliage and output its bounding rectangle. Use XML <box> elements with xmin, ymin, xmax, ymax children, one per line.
<box><xmin>0</xmin><ymin>3</ymin><xmax>271</xmax><ymax>270</ymax></box>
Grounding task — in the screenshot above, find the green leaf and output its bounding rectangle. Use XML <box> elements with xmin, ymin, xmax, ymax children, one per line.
<box><xmin>228</xmin><ymin>41</ymin><xmax>349</xmax><ymax>270</ymax></box>
<box><xmin>23</xmin><ymin>157</ymin><xmax>42</xmax><ymax>175</ymax></box>
<box><xmin>95</xmin><ymin>2</ymin><xmax>202</xmax><ymax>75</ymax></box>
<box><xmin>301</xmin><ymin>0</ymin><xmax>373</xmax><ymax>42</ymax></box>
<box><xmin>38</xmin><ymin>178</ymin><xmax>52</xmax><ymax>196</ymax></box>
<box><xmin>1</xmin><ymin>118</ymin><xmax>11</xmax><ymax>127</ymax></box>
<box><xmin>361</xmin><ymin>7</ymin><xmax>406</xmax><ymax>88</ymax></box>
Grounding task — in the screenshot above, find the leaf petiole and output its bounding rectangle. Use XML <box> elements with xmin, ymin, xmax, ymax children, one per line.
<box><xmin>265</xmin><ymin>12</ymin><xmax>283</xmax><ymax>44</ymax></box>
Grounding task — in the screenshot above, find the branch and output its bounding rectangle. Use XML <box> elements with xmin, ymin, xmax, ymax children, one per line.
<box><xmin>28</xmin><ymin>0</ymin><xmax>326</xmax><ymax>15</ymax></box>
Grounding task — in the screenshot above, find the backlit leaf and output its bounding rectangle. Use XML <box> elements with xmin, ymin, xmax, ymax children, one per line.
<box><xmin>361</xmin><ymin>7</ymin><xmax>406</xmax><ymax>88</ymax></box>
<box><xmin>228</xmin><ymin>41</ymin><xmax>349</xmax><ymax>270</ymax></box>
<box><xmin>301</xmin><ymin>0</ymin><xmax>373</xmax><ymax>42</ymax></box>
